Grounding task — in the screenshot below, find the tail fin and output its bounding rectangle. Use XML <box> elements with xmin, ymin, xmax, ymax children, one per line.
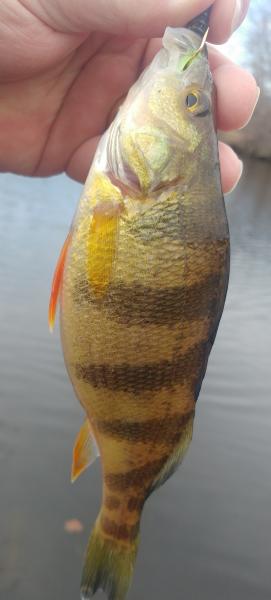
<box><xmin>80</xmin><ymin>516</ymin><xmax>139</xmax><ymax>600</ymax></box>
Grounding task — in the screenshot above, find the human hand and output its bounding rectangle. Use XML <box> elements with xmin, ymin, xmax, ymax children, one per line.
<box><xmin>0</xmin><ymin>0</ymin><xmax>258</xmax><ymax>193</ymax></box>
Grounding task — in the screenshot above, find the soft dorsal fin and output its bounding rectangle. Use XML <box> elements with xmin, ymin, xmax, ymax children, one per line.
<box><xmin>48</xmin><ymin>232</ymin><xmax>71</xmax><ymax>332</ymax></box>
<box><xmin>71</xmin><ymin>419</ymin><xmax>99</xmax><ymax>483</ymax></box>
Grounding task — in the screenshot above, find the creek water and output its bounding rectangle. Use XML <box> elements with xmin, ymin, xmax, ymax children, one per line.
<box><xmin>0</xmin><ymin>158</ymin><xmax>270</xmax><ymax>600</ymax></box>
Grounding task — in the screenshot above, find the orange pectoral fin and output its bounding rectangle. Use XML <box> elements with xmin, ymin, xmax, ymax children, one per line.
<box><xmin>87</xmin><ymin>209</ymin><xmax>120</xmax><ymax>297</ymax></box>
<box><xmin>48</xmin><ymin>232</ymin><xmax>71</xmax><ymax>332</ymax></box>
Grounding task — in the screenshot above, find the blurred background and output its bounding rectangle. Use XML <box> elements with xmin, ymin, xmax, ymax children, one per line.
<box><xmin>0</xmin><ymin>1</ymin><xmax>270</xmax><ymax>599</ymax></box>
<box><xmin>222</xmin><ymin>0</ymin><xmax>271</xmax><ymax>158</ymax></box>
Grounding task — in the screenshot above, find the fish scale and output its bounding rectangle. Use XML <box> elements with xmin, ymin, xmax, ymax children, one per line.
<box><xmin>49</xmin><ymin>9</ymin><xmax>230</xmax><ymax>600</ymax></box>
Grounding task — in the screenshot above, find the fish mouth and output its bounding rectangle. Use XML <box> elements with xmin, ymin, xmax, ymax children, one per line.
<box><xmin>162</xmin><ymin>25</ymin><xmax>209</xmax><ymax>75</ymax></box>
<box><xmin>187</xmin><ymin>8</ymin><xmax>212</xmax><ymax>38</ymax></box>
<box><xmin>179</xmin><ymin>27</ymin><xmax>209</xmax><ymax>72</ymax></box>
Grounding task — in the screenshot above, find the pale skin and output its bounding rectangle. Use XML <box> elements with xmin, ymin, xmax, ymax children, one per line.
<box><xmin>0</xmin><ymin>0</ymin><xmax>258</xmax><ymax>193</ymax></box>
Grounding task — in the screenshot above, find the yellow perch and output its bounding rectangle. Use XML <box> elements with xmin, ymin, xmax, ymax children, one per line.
<box><xmin>49</xmin><ymin>14</ymin><xmax>230</xmax><ymax>600</ymax></box>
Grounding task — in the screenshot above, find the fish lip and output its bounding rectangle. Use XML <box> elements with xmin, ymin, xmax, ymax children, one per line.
<box><xmin>162</xmin><ymin>26</ymin><xmax>210</xmax><ymax>80</ymax></box>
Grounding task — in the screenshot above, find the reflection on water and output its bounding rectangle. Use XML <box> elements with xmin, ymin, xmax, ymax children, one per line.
<box><xmin>0</xmin><ymin>159</ymin><xmax>270</xmax><ymax>600</ymax></box>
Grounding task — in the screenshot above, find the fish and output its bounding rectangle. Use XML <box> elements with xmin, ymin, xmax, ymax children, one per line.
<box><xmin>49</xmin><ymin>8</ymin><xmax>230</xmax><ymax>600</ymax></box>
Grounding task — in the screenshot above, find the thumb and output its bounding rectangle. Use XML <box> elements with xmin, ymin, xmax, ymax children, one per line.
<box><xmin>32</xmin><ymin>0</ymin><xmax>214</xmax><ymax>37</ymax></box>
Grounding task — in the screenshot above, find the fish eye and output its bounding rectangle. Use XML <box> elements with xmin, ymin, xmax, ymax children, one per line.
<box><xmin>186</xmin><ymin>93</ymin><xmax>198</xmax><ymax>110</ymax></box>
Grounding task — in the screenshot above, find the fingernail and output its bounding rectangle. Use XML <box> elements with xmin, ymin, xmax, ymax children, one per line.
<box><xmin>239</xmin><ymin>86</ymin><xmax>261</xmax><ymax>130</ymax></box>
<box><xmin>231</xmin><ymin>0</ymin><xmax>248</xmax><ymax>33</ymax></box>
<box><xmin>253</xmin><ymin>85</ymin><xmax>261</xmax><ymax>112</ymax></box>
<box><xmin>226</xmin><ymin>159</ymin><xmax>244</xmax><ymax>195</ymax></box>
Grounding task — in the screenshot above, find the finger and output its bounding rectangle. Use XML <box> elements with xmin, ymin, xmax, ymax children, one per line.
<box><xmin>40</xmin><ymin>37</ymin><xmax>147</xmax><ymax>176</ymax></box>
<box><xmin>214</xmin><ymin>64</ymin><xmax>259</xmax><ymax>131</ymax></box>
<box><xmin>66</xmin><ymin>136</ymin><xmax>101</xmax><ymax>183</ymax></box>
<box><xmin>209</xmin><ymin>0</ymin><xmax>250</xmax><ymax>44</ymax></box>
<box><xmin>208</xmin><ymin>46</ymin><xmax>259</xmax><ymax>133</ymax></box>
<box><xmin>141</xmin><ymin>38</ymin><xmax>162</xmax><ymax>70</ymax></box>
<box><xmin>32</xmin><ymin>0</ymin><xmax>211</xmax><ymax>36</ymax></box>
<box><xmin>219</xmin><ymin>142</ymin><xmax>243</xmax><ymax>194</ymax></box>
<box><xmin>208</xmin><ymin>45</ymin><xmax>234</xmax><ymax>70</ymax></box>
<box><xmin>30</xmin><ymin>0</ymin><xmax>247</xmax><ymax>41</ymax></box>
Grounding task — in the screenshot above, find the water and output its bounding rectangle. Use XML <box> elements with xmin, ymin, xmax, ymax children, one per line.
<box><xmin>0</xmin><ymin>158</ymin><xmax>270</xmax><ymax>600</ymax></box>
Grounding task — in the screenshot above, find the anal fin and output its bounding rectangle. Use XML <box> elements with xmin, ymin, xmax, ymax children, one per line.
<box><xmin>71</xmin><ymin>419</ymin><xmax>99</xmax><ymax>483</ymax></box>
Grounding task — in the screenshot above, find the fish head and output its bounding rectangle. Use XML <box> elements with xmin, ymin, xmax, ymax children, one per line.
<box><xmin>107</xmin><ymin>27</ymin><xmax>216</xmax><ymax>196</ymax></box>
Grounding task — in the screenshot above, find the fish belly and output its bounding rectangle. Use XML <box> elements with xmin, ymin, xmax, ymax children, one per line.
<box><xmin>60</xmin><ymin>188</ymin><xmax>229</xmax><ymax>536</ymax></box>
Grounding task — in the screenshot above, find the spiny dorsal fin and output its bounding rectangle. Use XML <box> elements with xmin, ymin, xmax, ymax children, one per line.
<box><xmin>71</xmin><ymin>419</ymin><xmax>99</xmax><ymax>483</ymax></box>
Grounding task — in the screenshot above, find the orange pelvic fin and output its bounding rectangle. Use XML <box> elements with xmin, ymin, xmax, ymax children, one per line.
<box><xmin>48</xmin><ymin>232</ymin><xmax>71</xmax><ymax>332</ymax></box>
<box><xmin>71</xmin><ymin>419</ymin><xmax>99</xmax><ymax>483</ymax></box>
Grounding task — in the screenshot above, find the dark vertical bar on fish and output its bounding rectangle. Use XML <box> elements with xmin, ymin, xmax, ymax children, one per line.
<box><xmin>187</xmin><ymin>7</ymin><xmax>212</xmax><ymax>37</ymax></box>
